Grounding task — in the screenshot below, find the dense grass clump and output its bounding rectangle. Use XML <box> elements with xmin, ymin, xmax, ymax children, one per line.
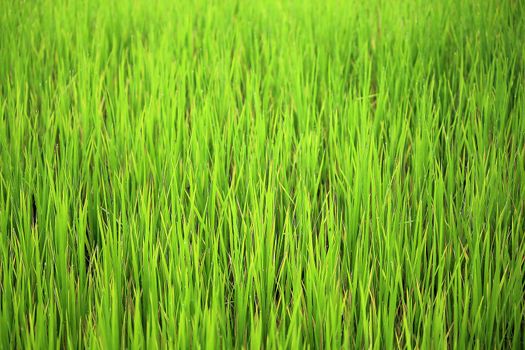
<box><xmin>1</xmin><ymin>0</ymin><xmax>524</xmax><ymax>348</ymax></box>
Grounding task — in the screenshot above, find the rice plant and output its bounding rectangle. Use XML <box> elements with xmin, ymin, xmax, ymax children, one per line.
<box><xmin>0</xmin><ymin>0</ymin><xmax>524</xmax><ymax>348</ymax></box>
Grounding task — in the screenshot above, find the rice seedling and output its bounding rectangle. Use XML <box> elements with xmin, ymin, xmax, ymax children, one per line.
<box><xmin>0</xmin><ymin>0</ymin><xmax>524</xmax><ymax>348</ymax></box>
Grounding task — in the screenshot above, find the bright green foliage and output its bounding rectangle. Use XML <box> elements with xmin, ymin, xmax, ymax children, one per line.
<box><xmin>1</xmin><ymin>0</ymin><xmax>524</xmax><ymax>348</ymax></box>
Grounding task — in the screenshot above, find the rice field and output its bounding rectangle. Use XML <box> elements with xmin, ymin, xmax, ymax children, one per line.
<box><xmin>0</xmin><ymin>0</ymin><xmax>524</xmax><ymax>348</ymax></box>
